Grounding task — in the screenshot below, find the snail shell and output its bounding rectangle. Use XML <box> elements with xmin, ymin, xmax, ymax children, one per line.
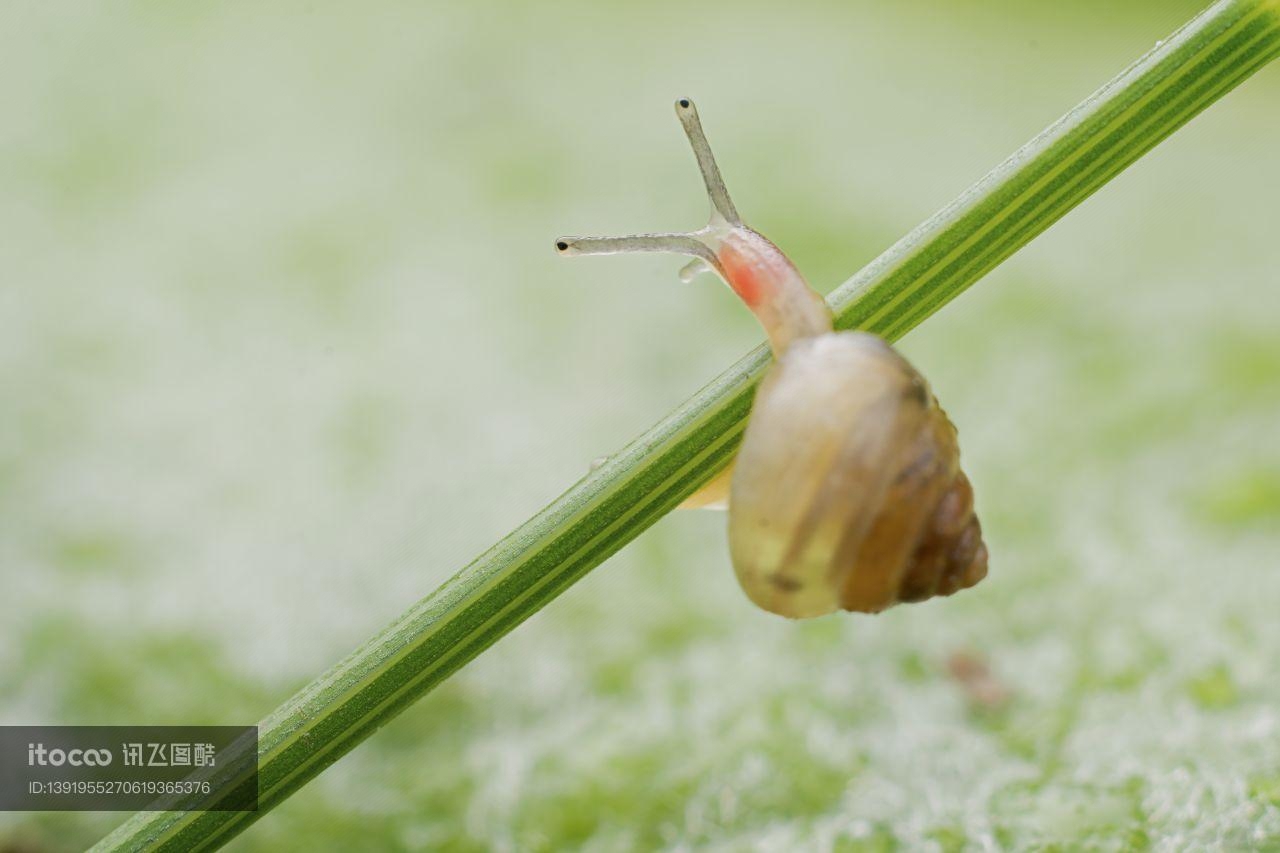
<box><xmin>728</xmin><ymin>332</ymin><xmax>987</xmax><ymax>617</ymax></box>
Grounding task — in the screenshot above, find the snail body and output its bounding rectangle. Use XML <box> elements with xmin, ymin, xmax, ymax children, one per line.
<box><xmin>557</xmin><ymin>99</ymin><xmax>987</xmax><ymax>618</ymax></box>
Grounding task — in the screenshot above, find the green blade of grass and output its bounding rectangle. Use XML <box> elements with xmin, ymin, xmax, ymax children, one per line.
<box><xmin>95</xmin><ymin>1</ymin><xmax>1280</xmax><ymax>849</ymax></box>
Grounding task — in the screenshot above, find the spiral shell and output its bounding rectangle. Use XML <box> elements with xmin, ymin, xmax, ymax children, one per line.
<box><xmin>728</xmin><ymin>332</ymin><xmax>987</xmax><ymax>617</ymax></box>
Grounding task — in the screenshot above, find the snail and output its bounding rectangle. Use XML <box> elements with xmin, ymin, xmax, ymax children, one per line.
<box><xmin>556</xmin><ymin>98</ymin><xmax>988</xmax><ymax>618</ymax></box>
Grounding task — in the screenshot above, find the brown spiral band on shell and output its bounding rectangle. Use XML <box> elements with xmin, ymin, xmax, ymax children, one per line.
<box><xmin>895</xmin><ymin>471</ymin><xmax>988</xmax><ymax>604</ymax></box>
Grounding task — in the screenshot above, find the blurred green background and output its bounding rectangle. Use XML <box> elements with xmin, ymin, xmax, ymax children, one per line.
<box><xmin>2</xmin><ymin>0</ymin><xmax>1279</xmax><ymax>849</ymax></box>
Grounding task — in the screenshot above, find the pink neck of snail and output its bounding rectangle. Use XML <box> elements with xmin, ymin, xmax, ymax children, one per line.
<box><xmin>714</xmin><ymin>229</ymin><xmax>833</xmax><ymax>357</ymax></box>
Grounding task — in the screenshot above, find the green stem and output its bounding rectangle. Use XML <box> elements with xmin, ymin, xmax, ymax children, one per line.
<box><xmin>95</xmin><ymin>1</ymin><xmax>1280</xmax><ymax>849</ymax></box>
